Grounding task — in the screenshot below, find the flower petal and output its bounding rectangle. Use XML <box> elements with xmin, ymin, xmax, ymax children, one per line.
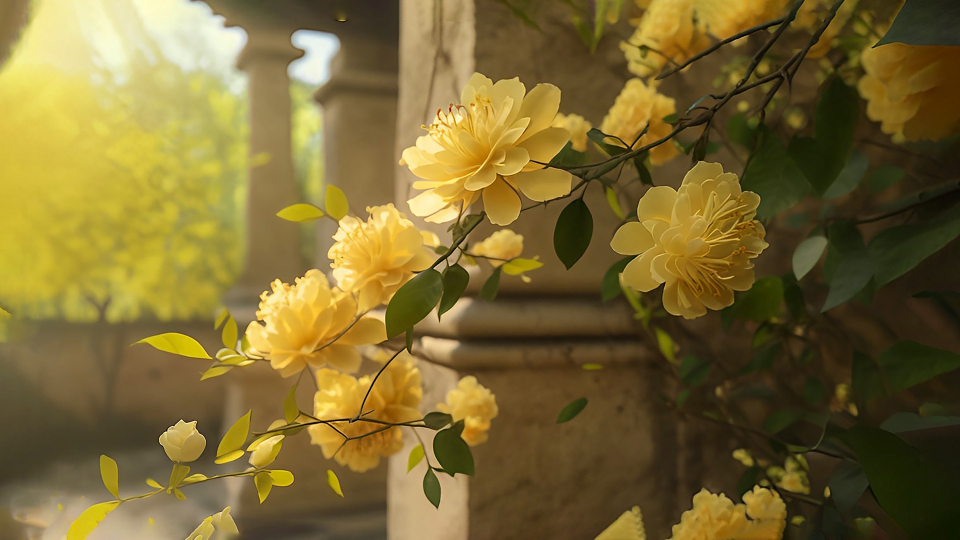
<box><xmin>611</xmin><ymin>221</ymin><xmax>654</xmax><ymax>255</ymax></box>
<box><xmin>510</xmin><ymin>168</ymin><xmax>572</xmax><ymax>202</ymax></box>
<box><xmin>681</xmin><ymin>161</ymin><xmax>724</xmax><ymax>186</ymax></box>
<box><xmin>517</xmin><ymin>127</ymin><xmax>571</xmax><ymax>164</ymax></box>
<box><xmin>637</xmin><ymin>186</ymin><xmax>678</xmax><ymax>222</ymax></box>
<box><xmin>517</xmin><ymin>83</ymin><xmax>562</xmax><ymax>140</ymax></box>
<box><xmin>340</xmin><ymin>317</ymin><xmax>387</xmax><ymax>345</ymax></box>
<box><xmin>621</xmin><ymin>248</ymin><xmax>663</xmax><ymax>292</ymax></box>
<box><xmin>482</xmin><ymin>178</ymin><xmax>522</xmax><ymax>226</ymax></box>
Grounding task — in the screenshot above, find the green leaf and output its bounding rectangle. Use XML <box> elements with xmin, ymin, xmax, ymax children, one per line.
<box><xmin>868</xmin><ymin>199</ymin><xmax>960</xmax><ymax>286</ymax></box>
<box><xmin>733</xmin><ymin>276</ymin><xmax>783</xmax><ymax>322</ymax></box>
<box><xmin>822</xmin><ymin>150</ymin><xmax>868</xmax><ymax>199</ymax></box>
<box><xmin>549</xmin><ymin>141</ymin><xmax>588</xmax><ymax>167</ymax></box>
<box><xmin>553</xmin><ymin>199</ymin><xmax>593</xmax><ymax>270</ymax></box>
<box><xmin>135</xmin><ymin>333</ymin><xmax>210</xmax><ymax>359</ymax></box>
<box><xmin>254</xmin><ymin>472</ymin><xmax>273</xmax><ymax>503</ymax></box>
<box><xmin>763</xmin><ymin>408</ymin><xmax>806</xmax><ymax>434</ymax></box>
<box><xmin>741</xmin><ymin>132</ymin><xmax>809</xmax><ymax>220</ymax></box>
<box><xmin>601</xmin><ymin>257</ymin><xmax>631</xmax><ymax>302</ymax></box>
<box><xmin>654</xmin><ymin>326</ymin><xmax>676</xmax><ymax>363</ymax></box>
<box><xmin>634</xmin><ymin>154</ymin><xmax>653</xmax><ymax>185</ymax></box>
<box><xmin>676</xmin><ymin>389</ymin><xmax>691</xmax><ymax>408</ymax></box>
<box><xmin>269</xmin><ymin>469</ymin><xmax>294</xmax><ymax>487</ymax></box>
<box><xmin>423</xmin><ymin>468</ymin><xmax>441</xmax><ymax>508</ymax></box>
<box><xmin>219</xmin><ymin>312</ymin><xmax>237</xmax><ymax>349</ymax></box>
<box><xmin>217</xmin><ymin>410</ymin><xmax>251</xmax><ymax>461</ymax></box>
<box><xmin>324</xmin><ymin>184</ymin><xmax>350</xmax><ymax>220</ymax></box>
<box><xmin>145</xmin><ymin>478</ymin><xmax>162</xmax><ymax>489</ymax></box>
<box><xmin>422</xmin><ymin>412</ymin><xmax>453</xmax><ymax>430</ymax></box>
<box><xmin>276</xmin><ymin>203</ymin><xmax>325</xmax><ymax>222</ymax></box>
<box><xmin>727</xmin><ymin>113</ymin><xmax>757</xmax><ymax>148</ymax></box>
<box><xmin>847</xmin><ymin>425</ymin><xmax>960</xmax><ymax>537</ymax></box>
<box><xmin>827</xmin><ymin>460</ymin><xmax>868</xmax><ymax>514</ymax></box>
<box><xmin>866</xmin><ymin>165</ymin><xmax>905</xmax><ymax>193</ymax></box>
<box><xmin>879</xmin><ymin>340</ymin><xmax>960</xmax><ymax>394</ymax></box>
<box><xmin>804</xmin><ymin>376</ymin><xmax>827</xmax><ymax>406</ymax></box>
<box><xmin>792</xmin><ymin>235</ymin><xmax>828</xmax><ymax>280</ymax></box>
<box><xmin>876</xmin><ymin>0</ymin><xmax>960</xmax><ymax>46</ymax></box>
<box><xmin>283</xmin><ymin>385</ymin><xmax>299</xmax><ymax>424</ymax></box>
<box><xmin>326</xmin><ymin>469</ymin><xmax>344</xmax><ymax>497</ymax></box>
<box><xmin>556</xmin><ymin>397</ymin><xmax>588</xmax><ymax>424</ymax></box>
<box><xmin>736</xmin><ymin>466</ymin><xmax>761</xmax><ymax>498</ymax></box>
<box><xmin>438</xmin><ymin>264</ymin><xmax>469</xmax><ymax>318</ymax></box>
<box><xmin>169</xmin><ymin>463</ymin><xmax>190</xmax><ymax>488</ymax></box>
<box><xmin>501</xmin><ymin>258</ymin><xmax>543</xmax><ymax>276</ymax></box>
<box><xmin>679</xmin><ymin>356</ymin><xmax>711</xmax><ymax>387</ymax></box>
<box><xmin>782</xmin><ymin>274</ymin><xmax>806</xmax><ymax>319</ymax></box>
<box><xmin>851</xmin><ymin>350</ymin><xmax>885</xmax><ymax>404</ymax></box>
<box><xmin>587</xmin><ymin>128</ymin><xmax>627</xmax><ymax>157</ymax></box>
<box><xmin>822</xmin><ymin>221</ymin><xmax>873</xmax><ymax>312</ymax></box>
<box><xmin>479</xmin><ymin>267</ymin><xmax>502</xmax><ymax>301</ymax></box>
<box><xmin>605</xmin><ymin>187</ymin><xmax>624</xmax><ymax>219</ymax></box>
<box><xmin>789</xmin><ymin>77</ymin><xmax>860</xmax><ymax>194</ymax></box>
<box><xmin>880</xmin><ymin>412</ymin><xmax>960</xmax><ymax>434</ymax></box>
<box><xmin>407</xmin><ymin>444</ymin><xmax>425</xmax><ymax>473</ymax></box>
<box><xmin>67</xmin><ymin>501</ymin><xmax>121</xmax><ymax>540</ymax></box>
<box><xmin>385</xmin><ymin>269</ymin><xmax>443</xmax><ymax>338</ymax></box>
<box><xmin>200</xmin><ymin>365</ymin><xmax>233</xmax><ymax>381</ymax></box>
<box><xmin>99</xmin><ymin>455</ymin><xmax>119</xmax><ymax>499</ymax></box>
<box><xmin>433</xmin><ymin>427</ymin><xmax>475</xmax><ymax>476</ymax></box>
<box><xmin>739</xmin><ymin>343</ymin><xmax>779</xmax><ymax>374</ymax></box>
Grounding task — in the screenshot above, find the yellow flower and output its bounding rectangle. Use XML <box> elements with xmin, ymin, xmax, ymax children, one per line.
<box><xmin>437</xmin><ymin>376</ymin><xmax>498</xmax><ymax>447</ymax></box>
<box><xmin>401</xmin><ymin>72</ymin><xmax>573</xmax><ymax>226</ymax></box>
<box><xmin>694</xmin><ymin>0</ymin><xmax>789</xmax><ymax>43</ymax></box>
<box><xmin>610</xmin><ymin>162</ymin><xmax>768</xmax><ymax>319</ymax></box>
<box><xmin>732</xmin><ymin>448</ymin><xmax>755</xmax><ymax>467</ymax></box>
<box><xmin>830</xmin><ymin>383</ymin><xmax>859</xmax><ymax>416</ymax></box>
<box><xmin>185</xmin><ymin>507</ymin><xmax>239</xmax><ymax>540</ymax></box>
<box><xmin>621</xmin><ymin>0</ymin><xmax>709</xmax><ymax>78</ymax></box>
<box><xmin>159</xmin><ymin>420</ymin><xmax>206</xmax><ymax>463</ymax></box>
<box><xmin>668</xmin><ymin>487</ymin><xmax>786</xmax><ymax>540</ymax></box>
<box><xmin>795</xmin><ymin>0</ymin><xmax>857</xmax><ymax>59</ymax></box>
<box><xmin>308</xmin><ymin>356</ymin><xmax>423</xmax><ymax>472</ymax></box>
<box><xmin>858</xmin><ymin>43</ymin><xmax>960</xmax><ymax>141</ymax></box>
<box><xmin>248</xmin><ymin>435</ymin><xmax>284</xmax><ymax>469</ymax></box>
<box><xmin>245</xmin><ymin>270</ymin><xmax>386</xmax><ymax>377</ymax></box>
<box><xmin>595</xmin><ymin>506</ymin><xmax>646</xmax><ymax>540</ymax></box>
<box><xmin>471</xmin><ymin>229</ymin><xmax>524</xmax><ymax>267</ymax></box>
<box><xmin>328</xmin><ymin>204</ymin><xmax>436</xmax><ymax>312</ymax></box>
<box><xmin>599</xmin><ymin>79</ymin><xmax>679</xmax><ymax>166</ymax></box>
<box><xmin>552</xmin><ymin>113</ymin><xmax>592</xmax><ymax>152</ymax></box>
<box><xmin>255</xmin><ymin>278</ymin><xmax>294</xmax><ymax>320</ymax></box>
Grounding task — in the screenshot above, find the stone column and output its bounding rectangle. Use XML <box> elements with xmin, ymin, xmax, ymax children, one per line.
<box><xmin>313</xmin><ymin>30</ymin><xmax>399</xmax><ymax>257</ymax></box>
<box><xmin>388</xmin><ymin>2</ymin><xmax>680</xmax><ymax>539</ymax></box>
<box><xmin>226</xmin><ymin>27</ymin><xmax>306</xmax><ymax>311</ymax></box>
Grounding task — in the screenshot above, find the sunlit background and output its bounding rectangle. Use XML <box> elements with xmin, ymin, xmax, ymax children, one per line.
<box><xmin>0</xmin><ymin>0</ymin><xmax>347</xmax><ymax>537</ymax></box>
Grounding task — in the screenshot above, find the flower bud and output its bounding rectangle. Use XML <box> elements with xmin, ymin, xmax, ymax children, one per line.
<box><xmin>159</xmin><ymin>420</ymin><xmax>206</xmax><ymax>463</ymax></box>
<box><xmin>248</xmin><ymin>435</ymin><xmax>284</xmax><ymax>469</ymax></box>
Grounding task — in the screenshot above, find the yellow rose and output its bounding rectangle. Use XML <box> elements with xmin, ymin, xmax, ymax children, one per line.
<box><xmin>858</xmin><ymin>43</ymin><xmax>960</xmax><ymax>141</ymax></box>
<box><xmin>159</xmin><ymin>420</ymin><xmax>206</xmax><ymax>463</ymax></box>
<box><xmin>329</xmin><ymin>204</ymin><xmax>437</xmax><ymax>312</ymax></box>
<box><xmin>185</xmin><ymin>507</ymin><xmax>239</xmax><ymax>540</ymax></box>
<box><xmin>694</xmin><ymin>0</ymin><xmax>789</xmax><ymax>43</ymax></box>
<box><xmin>401</xmin><ymin>72</ymin><xmax>573</xmax><ymax>226</ymax></box>
<box><xmin>437</xmin><ymin>376</ymin><xmax>498</xmax><ymax>447</ymax></box>
<box><xmin>245</xmin><ymin>269</ymin><xmax>386</xmax><ymax>377</ymax></box>
<box><xmin>595</xmin><ymin>506</ymin><xmax>646</xmax><ymax>540</ymax></box>
<box><xmin>308</xmin><ymin>355</ymin><xmax>423</xmax><ymax>472</ymax></box>
<box><xmin>552</xmin><ymin>113</ymin><xmax>592</xmax><ymax>152</ymax></box>
<box><xmin>621</xmin><ymin>0</ymin><xmax>709</xmax><ymax>78</ymax></box>
<box><xmin>600</xmin><ymin>79</ymin><xmax>679</xmax><ymax>166</ymax></box>
<box><xmin>668</xmin><ymin>487</ymin><xmax>785</xmax><ymax>540</ymax></box>
<box><xmin>248</xmin><ymin>435</ymin><xmax>284</xmax><ymax>469</ymax></box>
<box><xmin>610</xmin><ymin>162</ymin><xmax>768</xmax><ymax>319</ymax></box>
<box><xmin>471</xmin><ymin>229</ymin><xmax>524</xmax><ymax>267</ymax></box>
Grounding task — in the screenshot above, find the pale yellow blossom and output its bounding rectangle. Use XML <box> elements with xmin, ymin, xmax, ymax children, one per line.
<box><xmin>185</xmin><ymin>507</ymin><xmax>238</xmax><ymax>540</ymax></box>
<box><xmin>402</xmin><ymin>73</ymin><xmax>573</xmax><ymax>226</ymax></box>
<box><xmin>732</xmin><ymin>448</ymin><xmax>754</xmax><ymax>467</ymax></box>
<box><xmin>610</xmin><ymin>162</ymin><xmax>768</xmax><ymax>319</ymax></box>
<box><xmin>437</xmin><ymin>376</ymin><xmax>498</xmax><ymax>447</ymax></box>
<box><xmin>245</xmin><ymin>270</ymin><xmax>386</xmax><ymax>377</ymax></box>
<box><xmin>600</xmin><ymin>79</ymin><xmax>679</xmax><ymax>166</ymax></box>
<box><xmin>329</xmin><ymin>204</ymin><xmax>436</xmax><ymax>312</ymax></box>
<box><xmin>248</xmin><ymin>435</ymin><xmax>283</xmax><ymax>469</ymax></box>
<box><xmin>694</xmin><ymin>0</ymin><xmax>789</xmax><ymax>44</ymax></box>
<box><xmin>308</xmin><ymin>357</ymin><xmax>423</xmax><ymax>472</ymax></box>
<box><xmin>471</xmin><ymin>229</ymin><xmax>524</xmax><ymax>267</ymax></box>
<box><xmin>595</xmin><ymin>506</ymin><xmax>646</xmax><ymax>540</ymax></box>
<box><xmin>621</xmin><ymin>0</ymin><xmax>709</xmax><ymax>78</ymax></box>
<box><xmin>552</xmin><ymin>113</ymin><xmax>592</xmax><ymax>152</ymax></box>
<box><xmin>858</xmin><ymin>43</ymin><xmax>960</xmax><ymax>141</ymax></box>
<box><xmin>668</xmin><ymin>486</ymin><xmax>786</xmax><ymax>540</ymax></box>
<box><xmin>830</xmin><ymin>383</ymin><xmax>859</xmax><ymax>416</ymax></box>
<box><xmin>795</xmin><ymin>0</ymin><xmax>858</xmax><ymax>59</ymax></box>
<box><xmin>159</xmin><ymin>420</ymin><xmax>206</xmax><ymax>463</ymax></box>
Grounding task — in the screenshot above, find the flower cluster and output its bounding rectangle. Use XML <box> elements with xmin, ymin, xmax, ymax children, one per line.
<box><xmin>245</xmin><ymin>269</ymin><xmax>386</xmax><ymax>377</ymax></box>
<box><xmin>185</xmin><ymin>507</ymin><xmax>239</xmax><ymax>540</ymax></box>
<box><xmin>437</xmin><ymin>375</ymin><xmax>499</xmax><ymax>447</ymax></box>
<box><xmin>668</xmin><ymin>486</ymin><xmax>787</xmax><ymax>540</ymax></box>
<box><xmin>611</xmin><ymin>162</ymin><xmax>768</xmax><ymax>319</ymax></box>
<box><xmin>600</xmin><ymin>78</ymin><xmax>679</xmax><ymax>166</ymax></box>
<box><xmin>308</xmin><ymin>353</ymin><xmax>423</xmax><ymax>472</ymax></box>
<box><xmin>621</xmin><ymin>0</ymin><xmax>709</xmax><ymax>78</ymax></box>
<box><xmin>471</xmin><ymin>229</ymin><xmax>525</xmax><ymax>267</ymax></box>
<box><xmin>858</xmin><ymin>43</ymin><xmax>960</xmax><ymax>141</ymax></box>
<box><xmin>552</xmin><ymin>113</ymin><xmax>592</xmax><ymax>153</ymax></box>
<box><xmin>328</xmin><ymin>204</ymin><xmax>437</xmax><ymax>312</ymax></box>
<box><xmin>694</xmin><ymin>0</ymin><xmax>788</xmax><ymax>44</ymax></box>
<box><xmin>402</xmin><ymin>73</ymin><xmax>573</xmax><ymax>226</ymax></box>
